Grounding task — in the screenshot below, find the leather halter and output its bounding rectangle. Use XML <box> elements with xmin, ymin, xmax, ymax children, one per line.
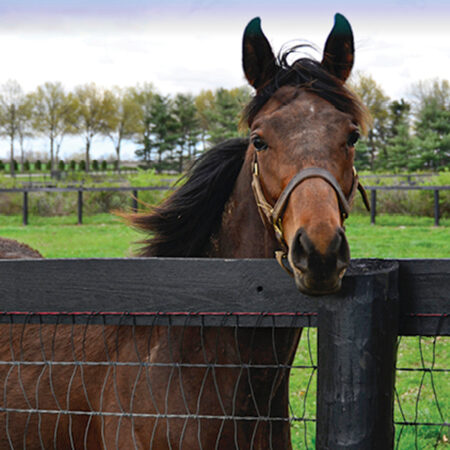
<box><xmin>251</xmin><ymin>152</ymin><xmax>370</xmax><ymax>272</ymax></box>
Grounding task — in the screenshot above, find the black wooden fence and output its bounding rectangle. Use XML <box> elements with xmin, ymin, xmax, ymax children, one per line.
<box><xmin>0</xmin><ymin>258</ymin><xmax>448</xmax><ymax>449</ymax></box>
<box><xmin>0</xmin><ymin>186</ymin><xmax>171</xmax><ymax>225</ymax></box>
<box><xmin>366</xmin><ymin>185</ymin><xmax>450</xmax><ymax>226</ymax></box>
<box><xmin>0</xmin><ymin>184</ymin><xmax>448</xmax><ymax>226</ymax></box>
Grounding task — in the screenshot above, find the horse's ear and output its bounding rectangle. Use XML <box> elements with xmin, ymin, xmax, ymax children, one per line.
<box><xmin>321</xmin><ymin>13</ymin><xmax>354</xmax><ymax>83</ymax></box>
<box><xmin>243</xmin><ymin>17</ymin><xmax>277</xmax><ymax>90</ymax></box>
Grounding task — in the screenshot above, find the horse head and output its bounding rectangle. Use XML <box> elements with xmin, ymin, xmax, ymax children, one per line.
<box><xmin>242</xmin><ymin>14</ymin><xmax>370</xmax><ymax>295</ymax></box>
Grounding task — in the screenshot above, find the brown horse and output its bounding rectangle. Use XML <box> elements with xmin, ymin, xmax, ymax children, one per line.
<box><xmin>0</xmin><ymin>14</ymin><xmax>369</xmax><ymax>449</ymax></box>
<box><xmin>0</xmin><ymin>237</ymin><xmax>42</xmax><ymax>259</ymax></box>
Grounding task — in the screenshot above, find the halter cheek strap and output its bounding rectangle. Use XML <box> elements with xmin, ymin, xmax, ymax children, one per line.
<box><xmin>251</xmin><ymin>152</ymin><xmax>370</xmax><ymax>263</ymax></box>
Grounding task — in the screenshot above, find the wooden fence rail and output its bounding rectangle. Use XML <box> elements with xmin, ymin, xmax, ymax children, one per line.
<box><xmin>0</xmin><ymin>258</ymin><xmax>448</xmax><ymax>449</ymax></box>
<box><xmin>0</xmin><ymin>186</ymin><xmax>171</xmax><ymax>225</ymax></box>
<box><xmin>365</xmin><ymin>185</ymin><xmax>450</xmax><ymax>225</ymax></box>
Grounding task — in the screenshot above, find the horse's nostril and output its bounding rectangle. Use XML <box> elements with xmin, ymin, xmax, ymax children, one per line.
<box><xmin>290</xmin><ymin>228</ymin><xmax>309</xmax><ymax>272</ymax></box>
<box><xmin>336</xmin><ymin>228</ymin><xmax>350</xmax><ymax>268</ymax></box>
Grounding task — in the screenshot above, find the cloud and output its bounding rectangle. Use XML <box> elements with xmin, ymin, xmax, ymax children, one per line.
<box><xmin>0</xmin><ymin>1</ymin><xmax>449</xmax><ymax>159</ymax></box>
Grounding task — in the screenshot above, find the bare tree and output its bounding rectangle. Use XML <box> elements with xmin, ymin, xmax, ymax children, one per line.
<box><xmin>32</xmin><ymin>82</ymin><xmax>78</xmax><ymax>171</ymax></box>
<box><xmin>73</xmin><ymin>83</ymin><xmax>116</xmax><ymax>172</ymax></box>
<box><xmin>0</xmin><ymin>80</ymin><xmax>28</xmax><ymax>176</ymax></box>
<box><xmin>16</xmin><ymin>93</ymin><xmax>35</xmax><ymax>165</ymax></box>
<box><xmin>103</xmin><ymin>87</ymin><xmax>140</xmax><ymax>172</ymax></box>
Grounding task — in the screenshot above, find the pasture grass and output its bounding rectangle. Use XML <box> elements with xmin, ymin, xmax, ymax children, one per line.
<box><xmin>0</xmin><ymin>212</ymin><xmax>449</xmax><ymax>448</ymax></box>
<box><xmin>291</xmin><ymin>330</ymin><xmax>449</xmax><ymax>449</ymax></box>
<box><xmin>0</xmin><ymin>212</ymin><xmax>449</xmax><ymax>259</ymax></box>
<box><xmin>0</xmin><ymin>213</ymin><xmax>142</xmax><ymax>258</ymax></box>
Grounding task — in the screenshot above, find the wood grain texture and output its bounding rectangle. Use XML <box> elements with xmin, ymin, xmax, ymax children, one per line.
<box><xmin>0</xmin><ymin>258</ymin><xmax>448</xmax><ymax>333</ymax></box>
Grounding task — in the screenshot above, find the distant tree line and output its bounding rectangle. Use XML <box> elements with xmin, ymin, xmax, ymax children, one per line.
<box><xmin>351</xmin><ymin>74</ymin><xmax>450</xmax><ymax>171</ymax></box>
<box><xmin>0</xmin><ymin>81</ymin><xmax>251</xmax><ymax>175</ymax></box>
<box><xmin>0</xmin><ymin>76</ymin><xmax>448</xmax><ymax>176</ymax></box>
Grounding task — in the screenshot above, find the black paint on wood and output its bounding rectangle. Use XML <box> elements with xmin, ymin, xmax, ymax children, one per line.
<box><xmin>434</xmin><ymin>190</ymin><xmax>440</xmax><ymax>226</ymax></box>
<box><xmin>22</xmin><ymin>191</ymin><xmax>28</xmax><ymax>226</ymax></box>
<box><xmin>316</xmin><ymin>261</ymin><xmax>399</xmax><ymax>450</ymax></box>
<box><xmin>0</xmin><ymin>258</ymin><xmax>448</xmax><ymax>334</ymax></box>
<box><xmin>397</xmin><ymin>259</ymin><xmax>450</xmax><ymax>336</ymax></box>
<box><xmin>370</xmin><ymin>189</ymin><xmax>377</xmax><ymax>224</ymax></box>
<box><xmin>132</xmin><ymin>190</ymin><xmax>138</xmax><ymax>212</ymax></box>
<box><xmin>77</xmin><ymin>190</ymin><xmax>83</xmax><ymax>225</ymax></box>
<box><xmin>0</xmin><ymin>258</ymin><xmax>318</xmax><ymax>327</ymax></box>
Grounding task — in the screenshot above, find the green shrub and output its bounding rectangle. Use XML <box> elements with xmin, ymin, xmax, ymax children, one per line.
<box><xmin>127</xmin><ymin>169</ymin><xmax>172</xmax><ymax>207</ymax></box>
<box><xmin>0</xmin><ymin>160</ymin><xmax>4</xmax><ymax>171</ymax></box>
<box><xmin>79</xmin><ymin>160</ymin><xmax>86</xmax><ymax>171</ymax></box>
<box><xmin>23</xmin><ymin>160</ymin><xmax>30</xmax><ymax>171</ymax></box>
<box><xmin>46</xmin><ymin>160</ymin><xmax>52</xmax><ymax>171</ymax></box>
<box><xmin>92</xmin><ymin>160</ymin><xmax>99</xmax><ymax>171</ymax></box>
<box><xmin>58</xmin><ymin>160</ymin><xmax>65</xmax><ymax>171</ymax></box>
<box><xmin>353</xmin><ymin>171</ymin><xmax>450</xmax><ymax>218</ymax></box>
<box><xmin>69</xmin><ymin>160</ymin><xmax>76</xmax><ymax>171</ymax></box>
<box><xmin>13</xmin><ymin>160</ymin><xmax>18</xmax><ymax>171</ymax></box>
<box><xmin>35</xmin><ymin>160</ymin><xmax>42</xmax><ymax>171</ymax></box>
<box><xmin>101</xmin><ymin>160</ymin><xmax>108</xmax><ymax>171</ymax></box>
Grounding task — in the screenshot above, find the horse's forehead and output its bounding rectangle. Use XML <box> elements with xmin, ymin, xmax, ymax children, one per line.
<box><xmin>255</xmin><ymin>87</ymin><xmax>351</xmax><ymax>132</ymax></box>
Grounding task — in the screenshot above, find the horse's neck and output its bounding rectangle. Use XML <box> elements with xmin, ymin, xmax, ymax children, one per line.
<box><xmin>205</xmin><ymin>156</ymin><xmax>301</xmax><ymax>363</ymax></box>
<box><xmin>208</xmin><ymin>156</ymin><xmax>279</xmax><ymax>258</ymax></box>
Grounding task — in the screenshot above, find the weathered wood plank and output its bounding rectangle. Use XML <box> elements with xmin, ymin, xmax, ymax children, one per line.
<box><xmin>0</xmin><ymin>258</ymin><xmax>318</xmax><ymax>327</ymax></box>
<box><xmin>0</xmin><ymin>258</ymin><xmax>448</xmax><ymax>333</ymax></box>
<box><xmin>396</xmin><ymin>259</ymin><xmax>450</xmax><ymax>336</ymax></box>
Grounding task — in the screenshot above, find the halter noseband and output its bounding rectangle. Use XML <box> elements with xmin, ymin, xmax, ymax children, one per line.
<box><xmin>251</xmin><ymin>152</ymin><xmax>370</xmax><ymax>273</ymax></box>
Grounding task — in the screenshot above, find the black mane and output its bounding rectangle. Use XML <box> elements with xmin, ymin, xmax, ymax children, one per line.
<box><xmin>129</xmin><ymin>50</ymin><xmax>370</xmax><ymax>258</ymax></box>
<box><xmin>130</xmin><ymin>138</ymin><xmax>248</xmax><ymax>256</ymax></box>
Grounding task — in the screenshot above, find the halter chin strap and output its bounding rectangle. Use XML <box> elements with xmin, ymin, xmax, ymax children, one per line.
<box><xmin>251</xmin><ymin>152</ymin><xmax>370</xmax><ymax>270</ymax></box>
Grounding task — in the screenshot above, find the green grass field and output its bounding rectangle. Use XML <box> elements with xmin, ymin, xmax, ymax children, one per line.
<box><xmin>0</xmin><ymin>212</ymin><xmax>448</xmax><ymax>448</ymax></box>
<box><xmin>0</xmin><ymin>213</ymin><xmax>449</xmax><ymax>259</ymax></box>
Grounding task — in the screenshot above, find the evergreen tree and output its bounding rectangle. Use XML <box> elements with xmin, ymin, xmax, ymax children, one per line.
<box><xmin>148</xmin><ymin>94</ymin><xmax>179</xmax><ymax>171</ymax></box>
<box><xmin>414</xmin><ymin>95</ymin><xmax>450</xmax><ymax>170</ymax></box>
<box><xmin>132</xmin><ymin>83</ymin><xmax>156</xmax><ymax>165</ymax></box>
<box><xmin>173</xmin><ymin>93</ymin><xmax>201</xmax><ymax>172</ymax></box>
<box><xmin>385</xmin><ymin>99</ymin><xmax>414</xmax><ymax>171</ymax></box>
<box><xmin>206</xmin><ymin>87</ymin><xmax>250</xmax><ymax>146</ymax></box>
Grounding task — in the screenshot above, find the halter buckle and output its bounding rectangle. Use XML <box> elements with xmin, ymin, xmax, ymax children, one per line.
<box><xmin>273</xmin><ymin>217</ymin><xmax>284</xmax><ymax>240</ymax></box>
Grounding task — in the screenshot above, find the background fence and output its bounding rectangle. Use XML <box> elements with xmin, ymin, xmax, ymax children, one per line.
<box><xmin>0</xmin><ymin>185</ymin><xmax>449</xmax><ymax>225</ymax></box>
<box><xmin>366</xmin><ymin>185</ymin><xmax>450</xmax><ymax>225</ymax></box>
<box><xmin>0</xmin><ymin>258</ymin><xmax>448</xmax><ymax>449</ymax></box>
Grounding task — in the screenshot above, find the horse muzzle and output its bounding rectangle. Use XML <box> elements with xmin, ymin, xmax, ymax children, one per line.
<box><xmin>288</xmin><ymin>227</ymin><xmax>350</xmax><ymax>296</ymax></box>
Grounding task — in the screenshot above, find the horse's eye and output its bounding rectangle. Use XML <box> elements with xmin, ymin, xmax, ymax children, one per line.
<box><xmin>252</xmin><ymin>135</ymin><xmax>268</xmax><ymax>151</ymax></box>
<box><xmin>347</xmin><ymin>130</ymin><xmax>360</xmax><ymax>147</ymax></box>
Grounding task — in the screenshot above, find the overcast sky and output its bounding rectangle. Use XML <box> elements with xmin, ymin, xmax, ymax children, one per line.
<box><xmin>0</xmin><ymin>0</ymin><xmax>449</xmax><ymax>160</ymax></box>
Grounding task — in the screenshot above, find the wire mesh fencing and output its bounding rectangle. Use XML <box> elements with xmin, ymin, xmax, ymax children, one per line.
<box><xmin>394</xmin><ymin>332</ymin><xmax>449</xmax><ymax>449</ymax></box>
<box><xmin>0</xmin><ymin>312</ymin><xmax>317</xmax><ymax>449</ymax></box>
<box><xmin>0</xmin><ymin>258</ymin><xmax>448</xmax><ymax>449</ymax></box>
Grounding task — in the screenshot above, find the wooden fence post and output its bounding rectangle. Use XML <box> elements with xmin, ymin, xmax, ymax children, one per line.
<box><xmin>22</xmin><ymin>191</ymin><xmax>28</xmax><ymax>226</ymax></box>
<box><xmin>316</xmin><ymin>261</ymin><xmax>399</xmax><ymax>450</ymax></box>
<box><xmin>77</xmin><ymin>190</ymin><xmax>83</xmax><ymax>225</ymax></box>
<box><xmin>132</xmin><ymin>190</ymin><xmax>138</xmax><ymax>212</ymax></box>
<box><xmin>370</xmin><ymin>190</ymin><xmax>377</xmax><ymax>225</ymax></box>
<box><xmin>434</xmin><ymin>190</ymin><xmax>440</xmax><ymax>227</ymax></box>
